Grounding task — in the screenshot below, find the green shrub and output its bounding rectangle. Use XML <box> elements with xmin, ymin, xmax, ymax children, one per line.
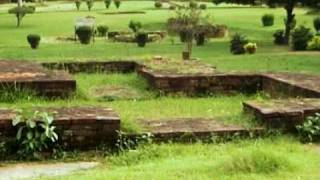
<box><xmin>244</xmin><ymin>42</ymin><xmax>257</xmax><ymax>54</ymax></box>
<box><xmin>212</xmin><ymin>0</ymin><xmax>223</xmax><ymax>5</ymax></box>
<box><xmin>75</xmin><ymin>0</ymin><xmax>81</xmax><ymax>10</ymax></box>
<box><xmin>8</xmin><ymin>5</ymin><xmax>35</xmax><ymax>27</ymax></box>
<box><xmin>27</xmin><ymin>34</ymin><xmax>41</xmax><ymax>49</ymax></box>
<box><xmin>154</xmin><ymin>1</ymin><xmax>162</xmax><ymax>8</ymax></box>
<box><xmin>296</xmin><ymin>113</ymin><xmax>320</xmax><ymax>142</ymax></box>
<box><xmin>273</xmin><ymin>30</ymin><xmax>286</xmax><ymax>45</ymax></box>
<box><xmin>97</xmin><ymin>25</ymin><xmax>109</xmax><ymax>37</ymax></box>
<box><xmin>136</xmin><ymin>32</ymin><xmax>148</xmax><ymax>47</ymax></box>
<box><xmin>129</xmin><ymin>20</ymin><xmax>142</xmax><ymax>33</ymax></box>
<box><xmin>261</xmin><ymin>14</ymin><xmax>274</xmax><ymax>27</ymax></box>
<box><xmin>199</xmin><ymin>4</ymin><xmax>207</xmax><ymax>10</ymax></box>
<box><xmin>86</xmin><ymin>0</ymin><xmax>94</xmax><ymax>11</ymax></box>
<box><xmin>114</xmin><ymin>0</ymin><xmax>121</xmax><ymax>9</ymax></box>
<box><xmin>291</xmin><ymin>26</ymin><xmax>314</xmax><ymax>51</ymax></box>
<box><xmin>314</xmin><ymin>17</ymin><xmax>320</xmax><ymax>33</ymax></box>
<box><xmin>76</xmin><ymin>26</ymin><xmax>94</xmax><ymax>44</ymax></box>
<box><xmin>169</xmin><ymin>5</ymin><xmax>176</xmax><ymax>10</ymax></box>
<box><xmin>104</xmin><ymin>0</ymin><xmax>111</xmax><ymax>9</ymax></box>
<box><xmin>230</xmin><ymin>33</ymin><xmax>248</xmax><ymax>55</ymax></box>
<box><xmin>307</xmin><ymin>36</ymin><xmax>320</xmax><ymax>51</ymax></box>
<box><xmin>189</xmin><ymin>1</ymin><xmax>198</xmax><ymax>8</ymax></box>
<box><xmin>195</xmin><ymin>33</ymin><xmax>205</xmax><ymax>46</ymax></box>
<box><xmin>12</xmin><ymin>110</ymin><xmax>58</xmax><ymax>160</ymax></box>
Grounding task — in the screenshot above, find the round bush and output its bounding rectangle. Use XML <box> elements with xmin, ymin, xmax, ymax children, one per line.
<box><xmin>244</xmin><ymin>42</ymin><xmax>257</xmax><ymax>54</ymax></box>
<box><xmin>291</xmin><ymin>26</ymin><xmax>314</xmax><ymax>51</ymax></box>
<box><xmin>76</xmin><ymin>26</ymin><xmax>94</xmax><ymax>44</ymax></box>
<box><xmin>27</xmin><ymin>34</ymin><xmax>41</xmax><ymax>49</ymax></box>
<box><xmin>199</xmin><ymin>4</ymin><xmax>207</xmax><ymax>10</ymax></box>
<box><xmin>104</xmin><ymin>0</ymin><xmax>111</xmax><ymax>9</ymax></box>
<box><xmin>154</xmin><ymin>1</ymin><xmax>162</xmax><ymax>8</ymax></box>
<box><xmin>136</xmin><ymin>32</ymin><xmax>148</xmax><ymax>47</ymax></box>
<box><xmin>114</xmin><ymin>0</ymin><xmax>121</xmax><ymax>9</ymax></box>
<box><xmin>261</xmin><ymin>14</ymin><xmax>274</xmax><ymax>27</ymax></box>
<box><xmin>230</xmin><ymin>33</ymin><xmax>248</xmax><ymax>55</ymax></box>
<box><xmin>189</xmin><ymin>1</ymin><xmax>198</xmax><ymax>8</ymax></box>
<box><xmin>129</xmin><ymin>20</ymin><xmax>142</xmax><ymax>33</ymax></box>
<box><xmin>307</xmin><ymin>36</ymin><xmax>320</xmax><ymax>51</ymax></box>
<box><xmin>97</xmin><ymin>25</ymin><xmax>109</xmax><ymax>37</ymax></box>
<box><xmin>169</xmin><ymin>5</ymin><xmax>176</xmax><ymax>10</ymax></box>
<box><xmin>314</xmin><ymin>17</ymin><xmax>320</xmax><ymax>33</ymax></box>
<box><xmin>273</xmin><ymin>30</ymin><xmax>286</xmax><ymax>45</ymax></box>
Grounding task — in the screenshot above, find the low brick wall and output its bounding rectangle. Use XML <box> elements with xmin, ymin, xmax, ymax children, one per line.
<box><xmin>0</xmin><ymin>107</ymin><xmax>120</xmax><ymax>150</ymax></box>
<box><xmin>42</xmin><ymin>61</ymin><xmax>138</xmax><ymax>74</ymax></box>
<box><xmin>138</xmin><ymin>67</ymin><xmax>262</xmax><ymax>95</ymax></box>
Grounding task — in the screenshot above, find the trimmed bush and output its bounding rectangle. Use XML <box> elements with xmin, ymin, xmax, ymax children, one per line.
<box><xmin>76</xmin><ymin>26</ymin><xmax>94</xmax><ymax>44</ymax></box>
<box><xmin>195</xmin><ymin>33</ymin><xmax>205</xmax><ymax>46</ymax></box>
<box><xmin>273</xmin><ymin>30</ymin><xmax>286</xmax><ymax>45</ymax></box>
<box><xmin>114</xmin><ymin>0</ymin><xmax>121</xmax><ymax>9</ymax></box>
<box><xmin>129</xmin><ymin>20</ymin><xmax>142</xmax><ymax>33</ymax></box>
<box><xmin>307</xmin><ymin>36</ymin><xmax>320</xmax><ymax>51</ymax></box>
<box><xmin>169</xmin><ymin>5</ymin><xmax>176</xmax><ymax>10</ymax></box>
<box><xmin>75</xmin><ymin>0</ymin><xmax>81</xmax><ymax>10</ymax></box>
<box><xmin>97</xmin><ymin>25</ymin><xmax>109</xmax><ymax>37</ymax></box>
<box><xmin>8</xmin><ymin>5</ymin><xmax>35</xmax><ymax>27</ymax></box>
<box><xmin>86</xmin><ymin>0</ymin><xmax>94</xmax><ymax>11</ymax></box>
<box><xmin>291</xmin><ymin>26</ymin><xmax>313</xmax><ymax>51</ymax></box>
<box><xmin>136</xmin><ymin>32</ymin><xmax>148</xmax><ymax>47</ymax></box>
<box><xmin>154</xmin><ymin>1</ymin><xmax>162</xmax><ymax>8</ymax></box>
<box><xmin>189</xmin><ymin>1</ymin><xmax>198</xmax><ymax>9</ymax></box>
<box><xmin>261</xmin><ymin>14</ymin><xmax>274</xmax><ymax>27</ymax></box>
<box><xmin>314</xmin><ymin>17</ymin><xmax>320</xmax><ymax>33</ymax></box>
<box><xmin>244</xmin><ymin>42</ymin><xmax>257</xmax><ymax>54</ymax></box>
<box><xmin>27</xmin><ymin>34</ymin><xmax>41</xmax><ymax>49</ymax></box>
<box><xmin>230</xmin><ymin>33</ymin><xmax>248</xmax><ymax>55</ymax></box>
<box><xmin>199</xmin><ymin>4</ymin><xmax>207</xmax><ymax>10</ymax></box>
<box><xmin>104</xmin><ymin>0</ymin><xmax>112</xmax><ymax>9</ymax></box>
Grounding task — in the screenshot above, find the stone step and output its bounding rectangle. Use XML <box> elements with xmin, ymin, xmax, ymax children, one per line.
<box><xmin>243</xmin><ymin>98</ymin><xmax>320</xmax><ymax>130</ymax></box>
<box><xmin>0</xmin><ymin>60</ymin><xmax>76</xmax><ymax>98</ymax></box>
<box><xmin>138</xmin><ymin>118</ymin><xmax>264</xmax><ymax>141</ymax></box>
<box><xmin>0</xmin><ymin>107</ymin><xmax>120</xmax><ymax>149</ymax></box>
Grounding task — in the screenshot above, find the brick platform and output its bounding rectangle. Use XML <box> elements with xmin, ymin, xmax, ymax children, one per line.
<box><xmin>42</xmin><ymin>61</ymin><xmax>138</xmax><ymax>74</ymax></box>
<box><xmin>243</xmin><ymin>99</ymin><xmax>320</xmax><ymax>130</ymax></box>
<box><xmin>0</xmin><ymin>107</ymin><xmax>120</xmax><ymax>149</ymax></box>
<box><xmin>139</xmin><ymin>118</ymin><xmax>264</xmax><ymax>141</ymax></box>
<box><xmin>0</xmin><ymin>60</ymin><xmax>76</xmax><ymax>98</ymax></box>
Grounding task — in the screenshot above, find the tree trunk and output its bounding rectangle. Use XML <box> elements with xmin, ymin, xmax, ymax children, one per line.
<box><xmin>284</xmin><ymin>0</ymin><xmax>296</xmax><ymax>44</ymax></box>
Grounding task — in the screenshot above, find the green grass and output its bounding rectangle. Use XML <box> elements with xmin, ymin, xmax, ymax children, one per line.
<box><xmin>41</xmin><ymin>136</ymin><xmax>320</xmax><ymax>180</ymax></box>
<box><xmin>0</xmin><ymin>1</ymin><xmax>319</xmax><ymax>73</ymax></box>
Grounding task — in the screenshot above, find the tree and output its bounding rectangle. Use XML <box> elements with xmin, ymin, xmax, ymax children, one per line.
<box><xmin>8</xmin><ymin>0</ymin><xmax>35</xmax><ymax>27</ymax></box>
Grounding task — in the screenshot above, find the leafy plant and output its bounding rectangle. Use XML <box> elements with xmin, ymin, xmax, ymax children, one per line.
<box><xmin>273</xmin><ymin>30</ymin><xmax>286</xmax><ymax>45</ymax></box>
<box><xmin>154</xmin><ymin>1</ymin><xmax>162</xmax><ymax>8</ymax></box>
<box><xmin>136</xmin><ymin>31</ymin><xmax>148</xmax><ymax>47</ymax></box>
<box><xmin>75</xmin><ymin>0</ymin><xmax>81</xmax><ymax>11</ymax></box>
<box><xmin>169</xmin><ymin>5</ymin><xmax>176</xmax><ymax>10</ymax></box>
<box><xmin>261</xmin><ymin>14</ymin><xmax>274</xmax><ymax>27</ymax></box>
<box><xmin>104</xmin><ymin>0</ymin><xmax>112</xmax><ymax>9</ymax></box>
<box><xmin>27</xmin><ymin>34</ymin><xmax>41</xmax><ymax>49</ymax></box>
<box><xmin>244</xmin><ymin>42</ymin><xmax>257</xmax><ymax>54</ymax></box>
<box><xmin>116</xmin><ymin>131</ymin><xmax>153</xmax><ymax>152</ymax></box>
<box><xmin>199</xmin><ymin>4</ymin><xmax>207</xmax><ymax>10</ymax></box>
<box><xmin>114</xmin><ymin>0</ymin><xmax>121</xmax><ymax>9</ymax></box>
<box><xmin>307</xmin><ymin>36</ymin><xmax>320</xmax><ymax>51</ymax></box>
<box><xmin>76</xmin><ymin>26</ymin><xmax>94</xmax><ymax>44</ymax></box>
<box><xmin>189</xmin><ymin>1</ymin><xmax>198</xmax><ymax>9</ymax></box>
<box><xmin>12</xmin><ymin>110</ymin><xmax>58</xmax><ymax>160</ymax></box>
<box><xmin>195</xmin><ymin>32</ymin><xmax>205</xmax><ymax>46</ymax></box>
<box><xmin>8</xmin><ymin>5</ymin><xmax>35</xmax><ymax>27</ymax></box>
<box><xmin>97</xmin><ymin>25</ymin><xmax>109</xmax><ymax>37</ymax></box>
<box><xmin>86</xmin><ymin>0</ymin><xmax>94</xmax><ymax>11</ymax></box>
<box><xmin>291</xmin><ymin>25</ymin><xmax>313</xmax><ymax>51</ymax></box>
<box><xmin>230</xmin><ymin>33</ymin><xmax>248</xmax><ymax>55</ymax></box>
<box><xmin>296</xmin><ymin>113</ymin><xmax>320</xmax><ymax>143</ymax></box>
<box><xmin>129</xmin><ymin>20</ymin><xmax>142</xmax><ymax>33</ymax></box>
<box><xmin>314</xmin><ymin>17</ymin><xmax>320</xmax><ymax>33</ymax></box>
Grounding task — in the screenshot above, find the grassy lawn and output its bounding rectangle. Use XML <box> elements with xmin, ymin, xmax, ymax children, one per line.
<box><xmin>41</xmin><ymin>137</ymin><xmax>320</xmax><ymax>180</ymax></box>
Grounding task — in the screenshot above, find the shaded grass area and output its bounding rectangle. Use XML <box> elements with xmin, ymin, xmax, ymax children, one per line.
<box><xmin>41</xmin><ymin>136</ymin><xmax>320</xmax><ymax>180</ymax></box>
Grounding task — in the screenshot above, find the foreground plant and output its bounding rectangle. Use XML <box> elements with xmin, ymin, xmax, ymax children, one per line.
<box><xmin>244</xmin><ymin>42</ymin><xmax>257</xmax><ymax>54</ymax></box>
<box><xmin>12</xmin><ymin>110</ymin><xmax>58</xmax><ymax>160</ymax></box>
<box><xmin>27</xmin><ymin>34</ymin><xmax>41</xmax><ymax>49</ymax></box>
<box><xmin>296</xmin><ymin>113</ymin><xmax>320</xmax><ymax>143</ymax></box>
